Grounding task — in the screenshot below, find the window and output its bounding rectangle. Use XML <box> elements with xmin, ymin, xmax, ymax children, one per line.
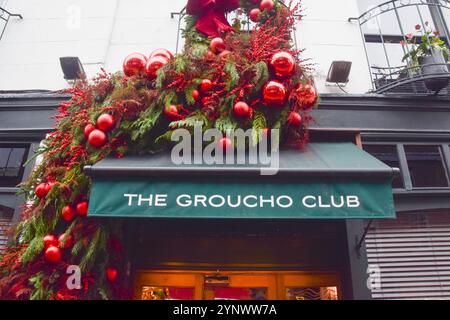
<box><xmin>356</xmin><ymin>0</ymin><xmax>450</xmax><ymax>90</ymax></box>
<box><xmin>404</xmin><ymin>145</ymin><xmax>449</xmax><ymax>188</ymax></box>
<box><xmin>363</xmin><ymin>144</ymin><xmax>404</xmax><ymax>188</ymax></box>
<box><xmin>0</xmin><ymin>145</ymin><xmax>29</xmax><ymax>188</ymax></box>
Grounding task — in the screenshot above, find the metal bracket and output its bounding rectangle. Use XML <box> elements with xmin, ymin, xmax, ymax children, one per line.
<box><xmin>355</xmin><ymin>219</ymin><xmax>373</xmax><ymax>257</ymax></box>
<box><xmin>0</xmin><ymin>6</ymin><xmax>23</xmax><ymax>41</ymax></box>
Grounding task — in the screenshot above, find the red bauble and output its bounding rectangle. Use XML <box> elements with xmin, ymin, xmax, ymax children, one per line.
<box><xmin>123</xmin><ymin>53</ymin><xmax>147</xmax><ymax>77</ymax></box>
<box><xmin>270</xmin><ymin>51</ymin><xmax>295</xmax><ymax>78</ymax></box>
<box><xmin>149</xmin><ymin>48</ymin><xmax>173</xmax><ymax>60</ymax></box>
<box><xmin>145</xmin><ymin>55</ymin><xmax>169</xmax><ymax>80</ymax></box>
<box><xmin>199</xmin><ymin>79</ymin><xmax>213</xmax><ymax>93</ymax></box>
<box><xmin>43</xmin><ymin>235</ymin><xmax>59</xmax><ymax>249</ymax></box>
<box><xmin>287</xmin><ymin>111</ymin><xmax>302</xmax><ymax>126</ymax></box>
<box><xmin>45</xmin><ymin>181</ymin><xmax>55</xmax><ymax>194</ymax></box>
<box><xmin>164</xmin><ymin>105</ymin><xmax>180</xmax><ymax>119</ymax></box>
<box><xmin>260</xmin><ymin>0</ymin><xmax>275</xmax><ymax>11</ymax></box>
<box><xmin>35</xmin><ymin>183</ymin><xmax>49</xmax><ymax>199</ymax></box>
<box><xmin>88</xmin><ymin>129</ymin><xmax>107</xmax><ymax>148</ymax></box>
<box><xmin>249</xmin><ymin>8</ymin><xmax>261</xmax><ymax>22</ymax></box>
<box><xmin>96</xmin><ymin>114</ymin><xmax>115</xmax><ymax>132</ymax></box>
<box><xmin>76</xmin><ymin>201</ymin><xmax>89</xmax><ymax>217</ymax></box>
<box><xmin>61</xmin><ymin>205</ymin><xmax>75</xmax><ymax>222</ymax></box>
<box><xmin>296</xmin><ymin>83</ymin><xmax>318</xmax><ymax>108</ymax></box>
<box><xmin>218</xmin><ymin>50</ymin><xmax>231</xmax><ymax>60</ymax></box>
<box><xmin>233</xmin><ymin>101</ymin><xmax>251</xmax><ymax>118</ymax></box>
<box><xmin>219</xmin><ymin>137</ymin><xmax>233</xmax><ymax>150</ymax></box>
<box><xmin>204</xmin><ymin>50</ymin><xmax>216</xmax><ymax>60</ymax></box>
<box><xmin>262</xmin><ymin>81</ymin><xmax>287</xmax><ymax>106</ymax></box>
<box><xmin>84</xmin><ymin>124</ymin><xmax>96</xmax><ymax>138</ymax></box>
<box><xmin>192</xmin><ymin>89</ymin><xmax>200</xmax><ymax>102</ymax></box>
<box><xmin>210</xmin><ymin>37</ymin><xmax>225</xmax><ymax>54</ymax></box>
<box><xmin>106</xmin><ymin>268</ymin><xmax>118</xmax><ymax>283</ymax></box>
<box><xmin>45</xmin><ymin>246</ymin><xmax>61</xmax><ymax>263</ymax></box>
<box><xmin>58</xmin><ymin>233</ymin><xmax>73</xmax><ymax>249</ymax></box>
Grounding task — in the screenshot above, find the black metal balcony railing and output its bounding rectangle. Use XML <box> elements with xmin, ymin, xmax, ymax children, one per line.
<box><xmin>0</xmin><ymin>6</ymin><xmax>22</xmax><ymax>41</ymax></box>
<box><xmin>350</xmin><ymin>0</ymin><xmax>450</xmax><ymax>95</ymax></box>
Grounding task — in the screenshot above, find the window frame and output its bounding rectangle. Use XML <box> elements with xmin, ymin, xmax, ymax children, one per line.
<box><xmin>363</xmin><ymin>141</ymin><xmax>450</xmax><ymax>192</ymax></box>
<box><xmin>0</xmin><ymin>143</ymin><xmax>31</xmax><ymax>191</ymax></box>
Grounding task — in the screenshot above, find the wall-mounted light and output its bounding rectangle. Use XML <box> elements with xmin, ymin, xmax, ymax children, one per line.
<box><xmin>326</xmin><ymin>61</ymin><xmax>352</xmax><ymax>84</ymax></box>
<box><xmin>59</xmin><ymin>57</ymin><xmax>86</xmax><ymax>81</ymax></box>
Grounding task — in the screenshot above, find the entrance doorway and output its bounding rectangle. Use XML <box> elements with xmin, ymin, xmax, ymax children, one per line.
<box><xmin>134</xmin><ymin>270</ymin><xmax>340</xmax><ymax>300</ymax></box>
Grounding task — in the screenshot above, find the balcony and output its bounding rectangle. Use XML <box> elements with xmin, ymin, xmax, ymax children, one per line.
<box><xmin>350</xmin><ymin>0</ymin><xmax>450</xmax><ymax>95</ymax></box>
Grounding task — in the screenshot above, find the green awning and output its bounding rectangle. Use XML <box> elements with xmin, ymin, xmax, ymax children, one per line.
<box><xmin>84</xmin><ymin>143</ymin><xmax>398</xmax><ymax>219</ymax></box>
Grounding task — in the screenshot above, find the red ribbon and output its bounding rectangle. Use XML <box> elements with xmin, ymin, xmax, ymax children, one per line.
<box><xmin>186</xmin><ymin>0</ymin><xmax>240</xmax><ymax>37</ymax></box>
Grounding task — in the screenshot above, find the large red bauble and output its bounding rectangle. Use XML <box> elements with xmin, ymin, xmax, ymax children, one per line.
<box><xmin>58</xmin><ymin>233</ymin><xmax>73</xmax><ymax>249</ymax></box>
<box><xmin>260</xmin><ymin>0</ymin><xmax>275</xmax><ymax>11</ymax></box>
<box><xmin>76</xmin><ymin>201</ymin><xmax>89</xmax><ymax>217</ymax></box>
<box><xmin>96</xmin><ymin>114</ymin><xmax>115</xmax><ymax>132</ymax></box>
<box><xmin>61</xmin><ymin>205</ymin><xmax>75</xmax><ymax>222</ymax></box>
<box><xmin>233</xmin><ymin>101</ymin><xmax>251</xmax><ymax>117</ymax></box>
<box><xmin>270</xmin><ymin>51</ymin><xmax>295</xmax><ymax>78</ymax></box>
<box><xmin>296</xmin><ymin>83</ymin><xmax>318</xmax><ymax>108</ymax></box>
<box><xmin>219</xmin><ymin>137</ymin><xmax>233</xmax><ymax>150</ymax></box>
<box><xmin>45</xmin><ymin>181</ymin><xmax>55</xmax><ymax>194</ymax></box>
<box><xmin>210</xmin><ymin>37</ymin><xmax>225</xmax><ymax>54</ymax></box>
<box><xmin>84</xmin><ymin>124</ymin><xmax>96</xmax><ymax>138</ymax></box>
<box><xmin>43</xmin><ymin>235</ymin><xmax>59</xmax><ymax>249</ymax></box>
<box><xmin>45</xmin><ymin>246</ymin><xmax>61</xmax><ymax>263</ymax></box>
<box><xmin>262</xmin><ymin>81</ymin><xmax>287</xmax><ymax>106</ymax></box>
<box><xmin>145</xmin><ymin>55</ymin><xmax>169</xmax><ymax>80</ymax></box>
<box><xmin>249</xmin><ymin>8</ymin><xmax>261</xmax><ymax>22</ymax></box>
<box><xmin>149</xmin><ymin>48</ymin><xmax>173</xmax><ymax>60</ymax></box>
<box><xmin>199</xmin><ymin>79</ymin><xmax>213</xmax><ymax>93</ymax></box>
<box><xmin>192</xmin><ymin>89</ymin><xmax>200</xmax><ymax>102</ymax></box>
<box><xmin>123</xmin><ymin>53</ymin><xmax>147</xmax><ymax>77</ymax></box>
<box><xmin>106</xmin><ymin>268</ymin><xmax>118</xmax><ymax>283</ymax></box>
<box><xmin>88</xmin><ymin>129</ymin><xmax>107</xmax><ymax>148</ymax></box>
<box><xmin>287</xmin><ymin>111</ymin><xmax>302</xmax><ymax>126</ymax></box>
<box><xmin>35</xmin><ymin>183</ymin><xmax>49</xmax><ymax>199</ymax></box>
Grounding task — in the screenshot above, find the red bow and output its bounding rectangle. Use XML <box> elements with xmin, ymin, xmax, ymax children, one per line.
<box><xmin>186</xmin><ymin>0</ymin><xmax>240</xmax><ymax>37</ymax></box>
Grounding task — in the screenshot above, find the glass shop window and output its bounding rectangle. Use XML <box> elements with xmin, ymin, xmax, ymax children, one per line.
<box><xmin>363</xmin><ymin>144</ymin><xmax>404</xmax><ymax>189</ymax></box>
<box><xmin>0</xmin><ymin>145</ymin><xmax>29</xmax><ymax>188</ymax></box>
<box><xmin>404</xmin><ymin>145</ymin><xmax>449</xmax><ymax>188</ymax></box>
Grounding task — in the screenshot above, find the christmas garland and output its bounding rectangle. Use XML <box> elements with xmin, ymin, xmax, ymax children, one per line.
<box><xmin>0</xmin><ymin>0</ymin><xmax>317</xmax><ymax>300</ymax></box>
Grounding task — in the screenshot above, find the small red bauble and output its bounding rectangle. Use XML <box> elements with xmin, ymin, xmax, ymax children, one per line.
<box><xmin>192</xmin><ymin>89</ymin><xmax>200</xmax><ymax>102</ymax></box>
<box><xmin>145</xmin><ymin>55</ymin><xmax>169</xmax><ymax>80</ymax></box>
<box><xmin>287</xmin><ymin>111</ymin><xmax>302</xmax><ymax>126</ymax></box>
<box><xmin>58</xmin><ymin>233</ymin><xmax>73</xmax><ymax>249</ymax></box>
<box><xmin>43</xmin><ymin>235</ymin><xmax>59</xmax><ymax>249</ymax></box>
<box><xmin>35</xmin><ymin>183</ymin><xmax>49</xmax><ymax>198</ymax></box>
<box><xmin>61</xmin><ymin>205</ymin><xmax>75</xmax><ymax>222</ymax></box>
<box><xmin>76</xmin><ymin>201</ymin><xmax>89</xmax><ymax>217</ymax></box>
<box><xmin>106</xmin><ymin>268</ymin><xmax>118</xmax><ymax>283</ymax></box>
<box><xmin>45</xmin><ymin>246</ymin><xmax>61</xmax><ymax>263</ymax></box>
<box><xmin>84</xmin><ymin>124</ymin><xmax>96</xmax><ymax>138</ymax></box>
<box><xmin>296</xmin><ymin>83</ymin><xmax>318</xmax><ymax>108</ymax></box>
<box><xmin>96</xmin><ymin>114</ymin><xmax>115</xmax><ymax>132</ymax></box>
<box><xmin>233</xmin><ymin>101</ymin><xmax>251</xmax><ymax>117</ymax></box>
<box><xmin>149</xmin><ymin>48</ymin><xmax>173</xmax><ymax>60</ymax></box>
<box><xmin>123</xmin><ymin>53</ymin><xmax>147</xmax><ymax>77</ymax></box>
<box><xmin>210</xmin><ymin>37</ymin><xmax>225</xmax><ymax>54</ymax></box>
<box><xmin>164</xmin><ymin>105</ymin><xmax>180</xmax><ymax>119</ymax></box>
<box><xmin>219</xmin><ymin>137</ymin><xmax>233</xmax><ymax>150</ymax></box>
<box><xmin>88</xmin><ymin>129</ymin><xmax>107</xmax><ymax>148</ymax></box>
<box><xmin>260</xmin><ymin>0</ymin><xmax>275</xmax><ymax>11</ymax></box>
<box><xmin>262</xmin><ymin>81</ymin><xmax>287</xmax><ymax>106</ymax></box>
<box><xmin>45</xmin><ymin>181</ymin><xmax>55</xmax><ymax>194</ymax></box>
<box><xmin>270</xmin><ymin>51</ymin><xmax>295</xmax><ymax>78</ymax></box>
<box><xmin>249</xmin><ymin>8</ymin><xmax>261</xmax><ymax>22</ymax></box>
<box><xmin>199</xmin><ymin>79</ymin><xmax>213</xmax><ymax>93</ymax></box>
<box><xmin>218</xmin><ymin>50</ymin><xmax>231</xmax><ymax>60</ymax></box>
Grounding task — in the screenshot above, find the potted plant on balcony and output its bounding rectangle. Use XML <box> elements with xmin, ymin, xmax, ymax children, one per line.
<box><xmin>401</xmin><ymin>23</ymin><xmax>450</xmax><ymax>93</ymax></box>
